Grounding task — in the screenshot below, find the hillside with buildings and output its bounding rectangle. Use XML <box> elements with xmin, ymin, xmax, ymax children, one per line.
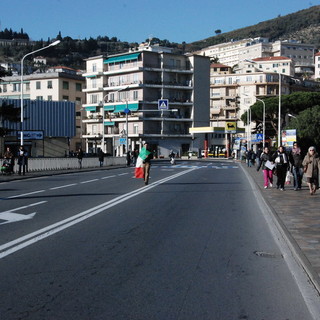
<box><xmin>188</xmin><ymin>5</ymin><xmax>320</xmax><ymax>52</ymax></box>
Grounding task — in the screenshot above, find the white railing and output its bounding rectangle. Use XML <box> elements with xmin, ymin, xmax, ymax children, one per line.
<box><xmin>1</xmin><ymin>157</ymin><xmax>126</xmax><ymax>172</ymax></box>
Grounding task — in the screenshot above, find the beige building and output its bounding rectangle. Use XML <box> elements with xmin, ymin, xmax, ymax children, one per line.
<box><xmin>210</xmin><ymin>59</ymin><xmax>295</xmax><ymax>153</ymax></box>
<box><xmin>82</xmin><ymin>44</ymin><xmax>210</xmax><ymax>157</ymax></box>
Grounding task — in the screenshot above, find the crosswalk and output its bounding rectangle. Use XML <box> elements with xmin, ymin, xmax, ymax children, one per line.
<box><xmin>153</xmin><ymin>163</ymin><xmax>239</xmax><ymax>169</ymax></box>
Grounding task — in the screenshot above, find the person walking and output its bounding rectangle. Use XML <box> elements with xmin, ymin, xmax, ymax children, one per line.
<box><xmin>98</xmin><ymin>149</ymin><xmax>105</xmax><ymax>167</ymax></box>
<box><xmin>77</xmin><ymin>147</ymin><xmax>84</xmax><ymax>169</ymax></box>
<box><xmin>289</xmin><ymin>142</ymin><xmax>304</xmax><ymax>191</ymax></box>
<box><xmin>142</xmin><ymin>142</ymin><xmax>153</xmax><ymax>185</ymax></box>
<box><xmin>272</xmin><ymin>145</ymin><xmax>289</xmax><ymax>191</ymax></box>
<box><xmin>17</xmin><ymin>146</ymin><xmax>27</xmax><ymax>175</ymax></box>
<box><xmin>246</xmin><ymin>149</ymin><xmax>253</xmax><ymax>167</ymax></box>
<box><xmin>257</xmin><ymin>147</ymin><xmax>274</xmax><ymax>189</ymax></box>
<box><xmin>302</xmin><ymin>146</ymin><xmax>319</xmax><ymax>195</ymax></box>
<box><xmin>256</xmin><ymin>147</ymin><xmax>263</xmax><ymax>168</ymax></box>
<box><xmin>126</xmin><ymin>151</ymin><xmax>131</xmax><ymax>167</ymax></box>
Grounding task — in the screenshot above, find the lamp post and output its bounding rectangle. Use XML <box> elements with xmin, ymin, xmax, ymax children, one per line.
<box><xmin>278</xmin><ymin>71</ymin><xmax>282</xmax><ymax>146</ymax></box>
<box><xmin>20</xmin><ymin>40</ymin><xmax>60</xmax><ymax>146</ymax></box>
<box><xmin>99</xmin><ymin>94</ymin><xmax>111</xmax><ymax>153</ymax></box>
<box><xmin>256</xmin><ymin>98</ymin><xmax>266</xmax><ymax>149</ymax></box>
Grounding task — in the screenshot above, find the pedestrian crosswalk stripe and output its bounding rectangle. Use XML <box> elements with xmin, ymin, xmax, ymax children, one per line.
<box><xmin>153</xmin><ymin>165</ymin><xmax>238</xmax><ymax>169</ymax></box>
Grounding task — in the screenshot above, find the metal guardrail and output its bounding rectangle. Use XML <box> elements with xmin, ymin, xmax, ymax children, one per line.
<box><xmin>1</xmin><ymin>157</ymin><xmax>126</xmax><ymax>172</ymax></box>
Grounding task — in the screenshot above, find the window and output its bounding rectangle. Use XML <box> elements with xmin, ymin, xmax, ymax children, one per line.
<box><xmin>47</xmin><ymin>80</ymin><xmax>53</xmax><ymax>89</ymax></box>
<box><xmin>63</xmin><ymin>81</ymin><xmax>69</xmax><ymax>90</ymax></box>
<box><xmin>90</xmin><ymin>94</ymin><xmax>98</xmax><ymax>104</ymax></box>
<box><xmin>63</xmin><ymin>96</ymin><xmax>69</xmax><ymax>101</ymax></box>
<box><xmin>13</xmin><ymin>83</ymin><xmax>21</xmax><ymax>92</ymax></box>
<box><xmin>76</xmin><ymin>83</ymin><xmax>82</xmax><ymax>91</ymax></box>
<box><xmin>76</xmin><ymin>97</ymin><xmax>82</xmax><ymax>104</ymax></box>
<box><xmin>133</xmin><ymin>124</ymin><xmax>139</xmax><ymax>134</ymax></box>
<box><xmin>36</xmin><ymin>96</ymin><xmax>43</xmax><ymax>100</ymax></box>
<box><xmin>119</xmin><ymin>91</ymin><xmax>129</xmax><ymax>101</ymax></box>
<box><xmin>92</xmin><ymin>63</ymin><xmax>97</xmax><ymax>72</ymax></box>
<box><xmin>36</xmin><ymin>81</ymin><xmax>41</xmax><ymax>89</ymax></box>
<box><xmin>47</xmin><ymin>95</ymin><xmax>52</xmax><ymax>101</ymax></box>
<box><xmin>133</xmin><ymin>90</ymin><xmax>138</xmax><ymax>100</ymax></box>
<box><xmin>91</xmin><ymin>78</ymin><xmax>97</xmax><ymax>89</ymax></box>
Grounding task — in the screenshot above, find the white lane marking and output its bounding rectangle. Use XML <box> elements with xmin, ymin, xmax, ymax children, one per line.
<box><xmin>49</xmin><ymin>183</ymin><xmax>77</xmax><ymax>190</ymax></box>
<box><xmin>101</xmin><ymin>175</ymin><xmax>116</xmax><ymax>179</ymax></box>
<box><xmin>118</xmin><ymin>173</ymin><xmax>129</xmax><ymax>176</ymax></box>
<box><xmin>80</xmin><ymin>179</ymin><xmax>99</xmax><ymax>184</ymax></box>
<box><xmin>9</xmin><ymin>190</ymin><xmax>45</xmax><ymax>199</ymax></box>
<box><xmin>0</xmin><ymin>168</ymin><xmax>196</xmax><ymax>259</ymax></box>
<box><xmin>0</xmin><ymin>201</ymin><xmax>47</xmax><ymax>225</ymax></box>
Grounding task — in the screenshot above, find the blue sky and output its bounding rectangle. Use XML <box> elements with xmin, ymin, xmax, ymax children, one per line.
<box><xmin>1</xmin><ymin>0</ymin><xmax>319</xmax><ymax>44</ymax></box>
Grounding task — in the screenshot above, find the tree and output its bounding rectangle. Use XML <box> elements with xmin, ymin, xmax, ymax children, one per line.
<box><xmin>215</xmin><ymin>29</ymin><xmax>222</xmax><ymax>35</ymax></box>
<box><xmin>241</xmin><ymin>92</ymin><xmax>320</xmax><ymax>140</ymax></box>
<box><xmin>285</xmin><ymin>105</ymin><xmax>320</xmax><ymax>149</ymax></box>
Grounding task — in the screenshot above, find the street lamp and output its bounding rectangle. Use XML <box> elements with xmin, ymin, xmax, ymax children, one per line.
<box><xmin>20</xmin><ymin>40</ymin><xmax>60</xmax><ymax>146</ymax></box>
<box><xmin>288</xmin><ymin>113</ymin><xmax>297</xmax><ymax>119</ymax></box>
<box><xmin>243</xmin><ymin>93</ymin><xmax>251</xmax><ymax>150</ymax></box>
<box><xmin>255</xmin><ymin>98</ymin><xmax>266</xmax><ymax>149</ymax></box>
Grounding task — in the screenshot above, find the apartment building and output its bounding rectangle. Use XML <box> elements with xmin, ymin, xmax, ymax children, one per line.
<box><xmin>0</xmin><ymin>66</ymin><xmax>86</xmax><ymax>153</ymax></box>
<box><xmin>82</xmin><ymin>43</ymin><xmax>210</xmax><ymax>157</ymax></box>
<box><xmin>210</xmin><ymin>59</ymin><xmax>300</xmax><ymax>153</ymax></box>
<box><xmin>199</xmin><ymin>38</ymin><xmax>315</xmax><ymax>76</ymax></box>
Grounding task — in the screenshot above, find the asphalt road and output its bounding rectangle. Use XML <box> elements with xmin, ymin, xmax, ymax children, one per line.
<box><xmin>0</xmin><ymin>160</ymin><xmax>318</xmax><ymax>319</ymax></box>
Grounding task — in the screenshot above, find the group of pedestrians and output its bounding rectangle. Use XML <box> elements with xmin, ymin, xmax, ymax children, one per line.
<box><xmin>255</xmin><ymin>142</ymin><xmax>320</xmax><ymax>194</ymax></box>
<box><xmin>1</xmin><ymin>146</ymin><xmax>28</xmax><ymax>175</ymax></box>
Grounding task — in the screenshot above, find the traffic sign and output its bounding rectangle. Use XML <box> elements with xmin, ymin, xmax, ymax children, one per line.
<box><xmin>158</xmin><ymin>99</ymin><xmax>169</xmax><ymax>110</ymax></box>
<box><xmin>119</xmin><ymin>138</ymin><xmax>126</xmax><ymax>145</ymax></box>
<box><xmin>124</xmin><ymin>107</ymin><xmax>130</xmax><ymax>114</ymax></box>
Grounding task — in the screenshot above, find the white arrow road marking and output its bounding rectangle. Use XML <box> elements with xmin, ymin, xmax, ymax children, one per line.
<box><xmin>0</xmin><ymin>201</ymin><xmax>47</xmax><ymax>225</ymax></box>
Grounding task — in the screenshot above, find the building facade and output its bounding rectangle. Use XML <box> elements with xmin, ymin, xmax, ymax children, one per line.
<box><xmin>82</xmin><ymin>44</ymin><xmax>210</xmax><ymax>157</ymax></box>
<box><xmin>209</xmin><ymin>58</ymin><xmax>320</xmax><ymax>154</ymax></box>
<box><xmin>0</xmin><ymin>66</ymin><xmax>86</xmax><ymax>153</ymax></box>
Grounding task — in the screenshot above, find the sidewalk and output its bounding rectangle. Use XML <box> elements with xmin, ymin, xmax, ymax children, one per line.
<box><xmin>242</xmin><ymin>161</ymin><xmax>320</xmax><ymax>292</ymax></box>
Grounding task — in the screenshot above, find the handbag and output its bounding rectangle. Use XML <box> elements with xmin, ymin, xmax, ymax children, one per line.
<box><xmin>285</xmin><ymin>171</ymin><xmax>292</xmax><ymax>185</ymax></box>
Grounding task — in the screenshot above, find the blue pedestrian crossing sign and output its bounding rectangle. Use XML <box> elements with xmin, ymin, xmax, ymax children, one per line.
<box><xmin>158</xmin><ymin>99</ymin><xmax>169</xmax><ymax>110</ymax></box>
<box><xmin>251</xmin><ymin>133</ymin><xmax>264</xmax><ymax>142</ymax></box>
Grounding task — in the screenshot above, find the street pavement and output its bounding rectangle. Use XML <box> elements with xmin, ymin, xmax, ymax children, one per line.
<box><xmin>2</xmin><ymin>159</ymin><xmax>320</xmax><ymax>294</ymax></box>
<box><xmin>242</xmin><ymin>160</ymin><xmax>320</xmax><ymax>293</ymax></box>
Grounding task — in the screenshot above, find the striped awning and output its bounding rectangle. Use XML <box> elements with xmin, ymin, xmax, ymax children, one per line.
<box><xmin>104</xmin><ymin>53</ymin><xmax>140</xmax><ymax>64</ymax></box>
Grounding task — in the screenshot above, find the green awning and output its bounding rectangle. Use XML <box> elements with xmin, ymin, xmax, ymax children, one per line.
<box><xmin>104</xmin><ymin>121</ymin><xmax>115</xmax><ymax>126</ymax></box>
<box><xmin>113</xmin><ymin>103</ymin><xmax>139</xmax><ymax>113</ymax></box>
<box><xmin>104</xmin><ymin>52</ymin><xmax>140</xmax><ymax>64</ymax></box>
<box><xmin>104</xmin><ymin>105</ymin><xmax>115</xmax><ymax>111</ymax></box>
<box><xmin>85</xmin><ymin>106</ymin><xmax>97</xmax><ymax>112</ymax></box>
<box><xmin>84</xmin><ymin>75</ymin><xmax>97</xmax><ymax>78</ymax></box>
